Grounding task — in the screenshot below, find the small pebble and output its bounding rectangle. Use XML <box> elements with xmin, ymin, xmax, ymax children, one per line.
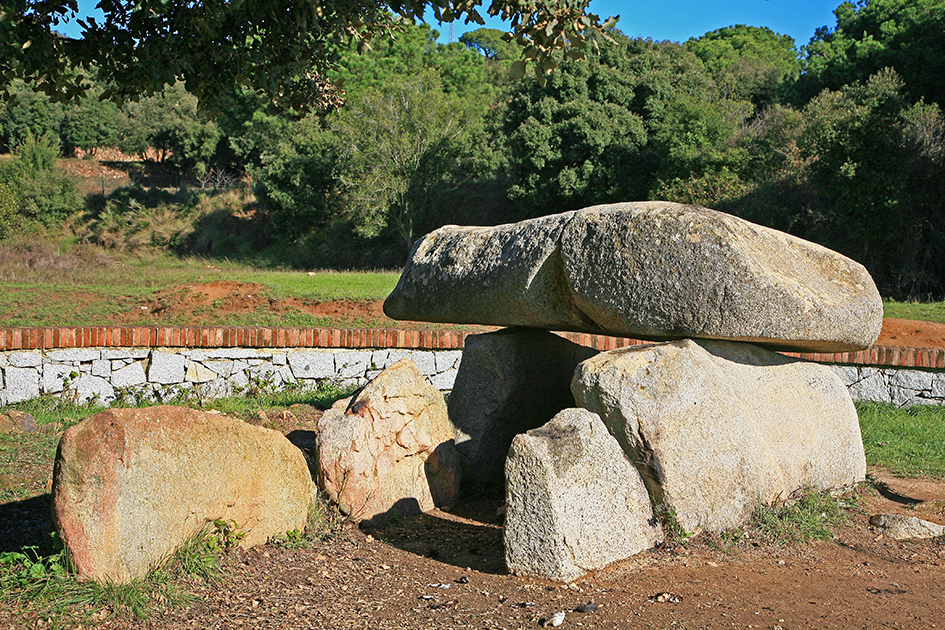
<box><xmin>544</xmin><ymin>611</ymin><xmax>566</xmax><ymax>627</ymax></box>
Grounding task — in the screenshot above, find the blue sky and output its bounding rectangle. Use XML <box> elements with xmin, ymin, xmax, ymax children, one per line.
<box><xmin>441</xmin><ymin>0</ymin><xmax>843</xmax><ymax>48</ymax></box>
<box><xmin>59</xmin><ymin>0</ymin><xmax>844</xmax><ymax>50</ymax></box>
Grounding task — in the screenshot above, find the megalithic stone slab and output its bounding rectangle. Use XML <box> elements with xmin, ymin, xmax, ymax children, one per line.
<box><xmin>572</xmin><ymin>339</ymin><xmax>866</xmax><ymax>535</ymax></box>
<box><xmin>504</xmin><ymin>408</ymin><xmax>663</xmax><ymax>582</ymax></box>
<box><xmin>384</xmin><ymin>201</ymin><xmax>883</xmax><ymax>352</ymax></box>
<box><xmin>53</xmin><ymin>406</ymin><xmax>314</xmax><ymax>584</ymax></box>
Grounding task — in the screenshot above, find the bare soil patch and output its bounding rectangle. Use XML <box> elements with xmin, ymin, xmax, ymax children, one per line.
<box><xmin>119</xmin><ymin>280</ymin><xmax>452</xmax><ymax>329</ymax></box>
<box><xmin>119</xmin><ymin>280</ymin><xmax>386</xmax><ymax>325</ymax></box>
<box><xmin>38</xmin><ymin>468</ymin><xmax>945</xmax><ymax>630</ymax></box>
<box><xmin>877</xmin><ymin>318</ymin><xmax>945</xmax><ymax>350</ymax></box>
<box><xmin>140</xmin><ymin>500</ymin><xmax>945</xmax><ymax>630</ymax></box>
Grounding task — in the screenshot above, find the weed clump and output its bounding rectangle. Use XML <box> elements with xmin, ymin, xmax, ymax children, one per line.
<box><xmin>0</xmin><ymin>519</ymin><xmax>247</xmax><ymax>624</ymax></box>
<box><xmin>702</xmin><ymin>486</ymin><xmax>862</xmax><ymax>551</ymax></box>
<box><xmin>270</xmin><ymin>493</ymin><xmax>344</xmax><ymax>550</ymax></box>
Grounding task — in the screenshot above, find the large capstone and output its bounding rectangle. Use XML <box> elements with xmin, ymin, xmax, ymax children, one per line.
<box><xmin>53</xmin><ymin>406</ymin><xmax>314</xmax><ymax>584</ymax></box>
<box><xmin>504</xmin><ymin>408</ymin><xmax>663</xmax><ymax>582</ymax></box>
<box><xmin>385</xmin><ymin>202</ymin><xmax>882</xmax><ymax>352</ymax></box>
<box><xmin>572</xmin><ymin>339</ymin><xmax>866</xmax><ymax>534</ymax></box>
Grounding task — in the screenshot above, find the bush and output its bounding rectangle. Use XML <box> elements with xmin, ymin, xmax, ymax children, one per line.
<box><xmin>0</xmin><ymin>180</ymin><xmax>18</xmax><ymax>239</ymax></box>
<box><xmin>0</xmin><ymin>133</ymin><xmax>82</xmax><ymax>236</ymax></box>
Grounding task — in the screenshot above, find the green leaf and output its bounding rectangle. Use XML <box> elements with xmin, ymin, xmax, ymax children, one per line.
<box><xmin>509</xmin><ymin>59</ymin><xmax>527</xmax><ymax>79</ymax></box>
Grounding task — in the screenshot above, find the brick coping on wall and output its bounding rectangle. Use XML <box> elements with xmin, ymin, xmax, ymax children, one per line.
<box><xmin>1</xmin><ymin>326</ymin><xmax>943</xmax><ymax>370</ymax></box>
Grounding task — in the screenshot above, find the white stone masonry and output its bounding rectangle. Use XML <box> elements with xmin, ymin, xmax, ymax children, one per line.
<box><xmin>0</xmin><ymin>348</ymin><xmax>463</xmax><ymax>406</ymax></box>
<box><xmin>0</xmin><ymin>346</ymin><xmax>940</xmax><ymax>407</ymax></box>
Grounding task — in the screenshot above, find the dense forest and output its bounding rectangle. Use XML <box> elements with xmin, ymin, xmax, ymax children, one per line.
<box><xmin>1</xmin><ymin>0</ymin><xmax>943</xmax><ymax>300</ymax></box>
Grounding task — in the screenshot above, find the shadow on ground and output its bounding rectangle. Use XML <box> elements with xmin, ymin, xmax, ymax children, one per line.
<box><xmin>363</xmin><ymin>498</ymin><xmax>507</xmax><ymax>575</ymax></box>
<box><xmin>0</xmin><ymin>494</ymin><xmax>57</xmax><ymax>554</ymax></box>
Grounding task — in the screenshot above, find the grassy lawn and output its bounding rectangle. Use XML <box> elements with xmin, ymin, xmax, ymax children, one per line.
<box><xmin>241</xmin><ymin>269</ymin><xmax>399</xmax><ymax>301</ymax></box>
<box><xmin>857</xmin><ymin>402</ymin><xmax>945</xmax><ymax>478</ymax></box>
<box><xmin>0</xmin><ymin>242</ymin><xmax>401</xmax><ymax>327</ymax></box>
<box><xmin>883</xmin><ymin>299</ymin><xmax>945</xmax><ymax>324</ymax></box>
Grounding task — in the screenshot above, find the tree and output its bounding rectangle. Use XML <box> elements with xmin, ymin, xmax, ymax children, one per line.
<box><xmin>685</xmin><ymin>25</ymin><xmax>800</xmax><ymax>106</ymax></box>
<box><xmin>800</xmin><ymin>0</ymin><xmax>945</xmax><ymax>107</ymax></box>
<box><xmin>223</xmin><ymin>20</ymin><xmax>502</xmax><ymax>248</ymax></box>
<box><xmin>0</xmin><ymin>80</ymin><xmax>62</xmax><ymax>151</ymax></box>
<box><xmin>503</xmin><ymin>33</ymin><xmax>718</xmax><ymax>214</ymax></box>
<box><xmin>460</xmin><ymin>27</ymin><xmax>522</xmax><ymax>60</ymax></box>
<box><xmin>60</xmin><ymin>93</ymin><xmax>120</xmax><ymax>154</ymax></box>
<box><xmin>1</xmin><ymin>0</ymin><xmax>617</xmax><ymax>112</ymax></box>
<box><xmin>118</xmin><ymin>83</ymin><xmax>223</xmax><ymax>177</ymax></box>
<box><xmin>249</xmin><ymin>113</ymin><xmax>341</xmax><ymax>240</ymax></box>
<box><xmin>333</xmin><ymin>71</ymin><xmax>478</xmax><ymax>251</ymax></box>
<box><xmin>799</xmin><ymin>67</ymin><xmax>945</xmax><ymax>297</ymax></box>
<box><xmin>330</xmin><ymin>22</ymin><xmax>489</xmax><ymax>102</ymax></box>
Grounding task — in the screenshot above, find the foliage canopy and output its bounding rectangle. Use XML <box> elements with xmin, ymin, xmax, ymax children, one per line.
<box><xmin>801</xmin><ymin>0</ymin><xmax>945</xmax><ymax>107</ymax></box>
<box><xmin>685</xmin><ymin>24</ymin><xmax>799</xmax><ymax>105</ymax></box>
<box><xmin>1</xmin><ymin>0</ymin><xmax>617</xmax><ymax>111</ymax></box>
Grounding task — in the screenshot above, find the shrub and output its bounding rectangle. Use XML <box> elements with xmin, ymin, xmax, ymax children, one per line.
<box><xmin>0</xmin><ymin>133</ymin><xmax>82</xmax><ymax>235</ymax></box>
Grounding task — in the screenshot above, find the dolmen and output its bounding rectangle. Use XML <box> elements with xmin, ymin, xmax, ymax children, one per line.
<box><xmin>386</xmin><ymin>201</ymin><xmax>882</xmax><ymax>582</ymax></box>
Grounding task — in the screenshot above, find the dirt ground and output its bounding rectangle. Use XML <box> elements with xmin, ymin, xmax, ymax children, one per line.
<box><xmin>75</xmin><ymin>470</ymin><xmax>945</xmax><ymax>630</ymax></box>
<box><xmin>878</xmin><ymin>318</ymin><xmax>945</xmax><ymax>350</ymax></box>
<box><xmin>123</xmin><ymin>281</ymin><xmax>389</xmax><ymax>324</ymax></box>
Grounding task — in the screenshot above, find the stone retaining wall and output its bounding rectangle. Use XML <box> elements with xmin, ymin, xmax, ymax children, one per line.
<box><xmin>828</xmin><ymin>366</ymin><xmax>945</xmax><ymax>408</ymax></box>
<box><xmin>0</xmin><ymin>347</ymin><xmax>463</xmax><ymax>406</ymax></box>
<box><xmin>0</xmin><ymin>326</ymin><xmax>942</xmax><ymax>407</ymax></box>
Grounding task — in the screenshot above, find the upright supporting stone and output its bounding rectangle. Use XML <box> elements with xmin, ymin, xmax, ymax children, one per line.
<box><xmin>315</xmin><ymin>359</ymin><xmax>462</xmax><ymax>525</ymax></box>
<box><xmin>448</xmin><ymin>328</ymin><xmax>597</xmax><ymax>492</ymax></box>
<box><xmin>573</xmin><ymin>339</ymin><xmax>866</xmax><ymax>534</ymax></box>
<box><xmin>505</xmin><ymin>408</ymin><xmax>663</xmax><ymax>582</ymax></box>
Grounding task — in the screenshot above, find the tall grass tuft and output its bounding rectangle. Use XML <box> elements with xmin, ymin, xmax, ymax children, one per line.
<box><xmin>749</xmin><ymin>488</ymin><xmax>857</xmax><ymax>545</ymax></box>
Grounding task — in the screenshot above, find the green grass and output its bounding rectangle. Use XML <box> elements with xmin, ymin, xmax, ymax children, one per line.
<box><xmin>0</xmin><ymin>397</ymin><xmax>106</xmax><ymax>502</ymax></box>
<box><xmin>269</xmin><ymin>494</ymin><xmax>344</xmax><ymax>549</ymax></box>
<box><xmin>858</xmin><ymin>402</ymin><xmax>945</xmax><ymax>478</ymax></box>
<box><xmin>203</xmin><ymin>380</ymin><xmax>357</xmax><ymax>418</ymax></box>
<box><xmin>0</xmin><ymin>523</ymin><xmax>234</xmax><ymax>625</ymax></box>
<box><xmin>703</xmin><ymin>487</ymin><xmax>862</xmax><ymax>553</ymax></box>
<box><xmin>242</xmin><ymin>269</ymin><xmax>399</xmax><ymax>301</ymax></box>
<box><xmin>883</xmin><ymin>298</ymin><xmax>945</xmax><ymax>324</ymax></box>
<box><xmin>0</xmin><ymin>238</ymin><xmax>401</xmax><ymax>327</ymax></box>
<box><xmin>748</xmin><ymin>488</ymin><xmax>858</xmax><ymax>545</ymax></box>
